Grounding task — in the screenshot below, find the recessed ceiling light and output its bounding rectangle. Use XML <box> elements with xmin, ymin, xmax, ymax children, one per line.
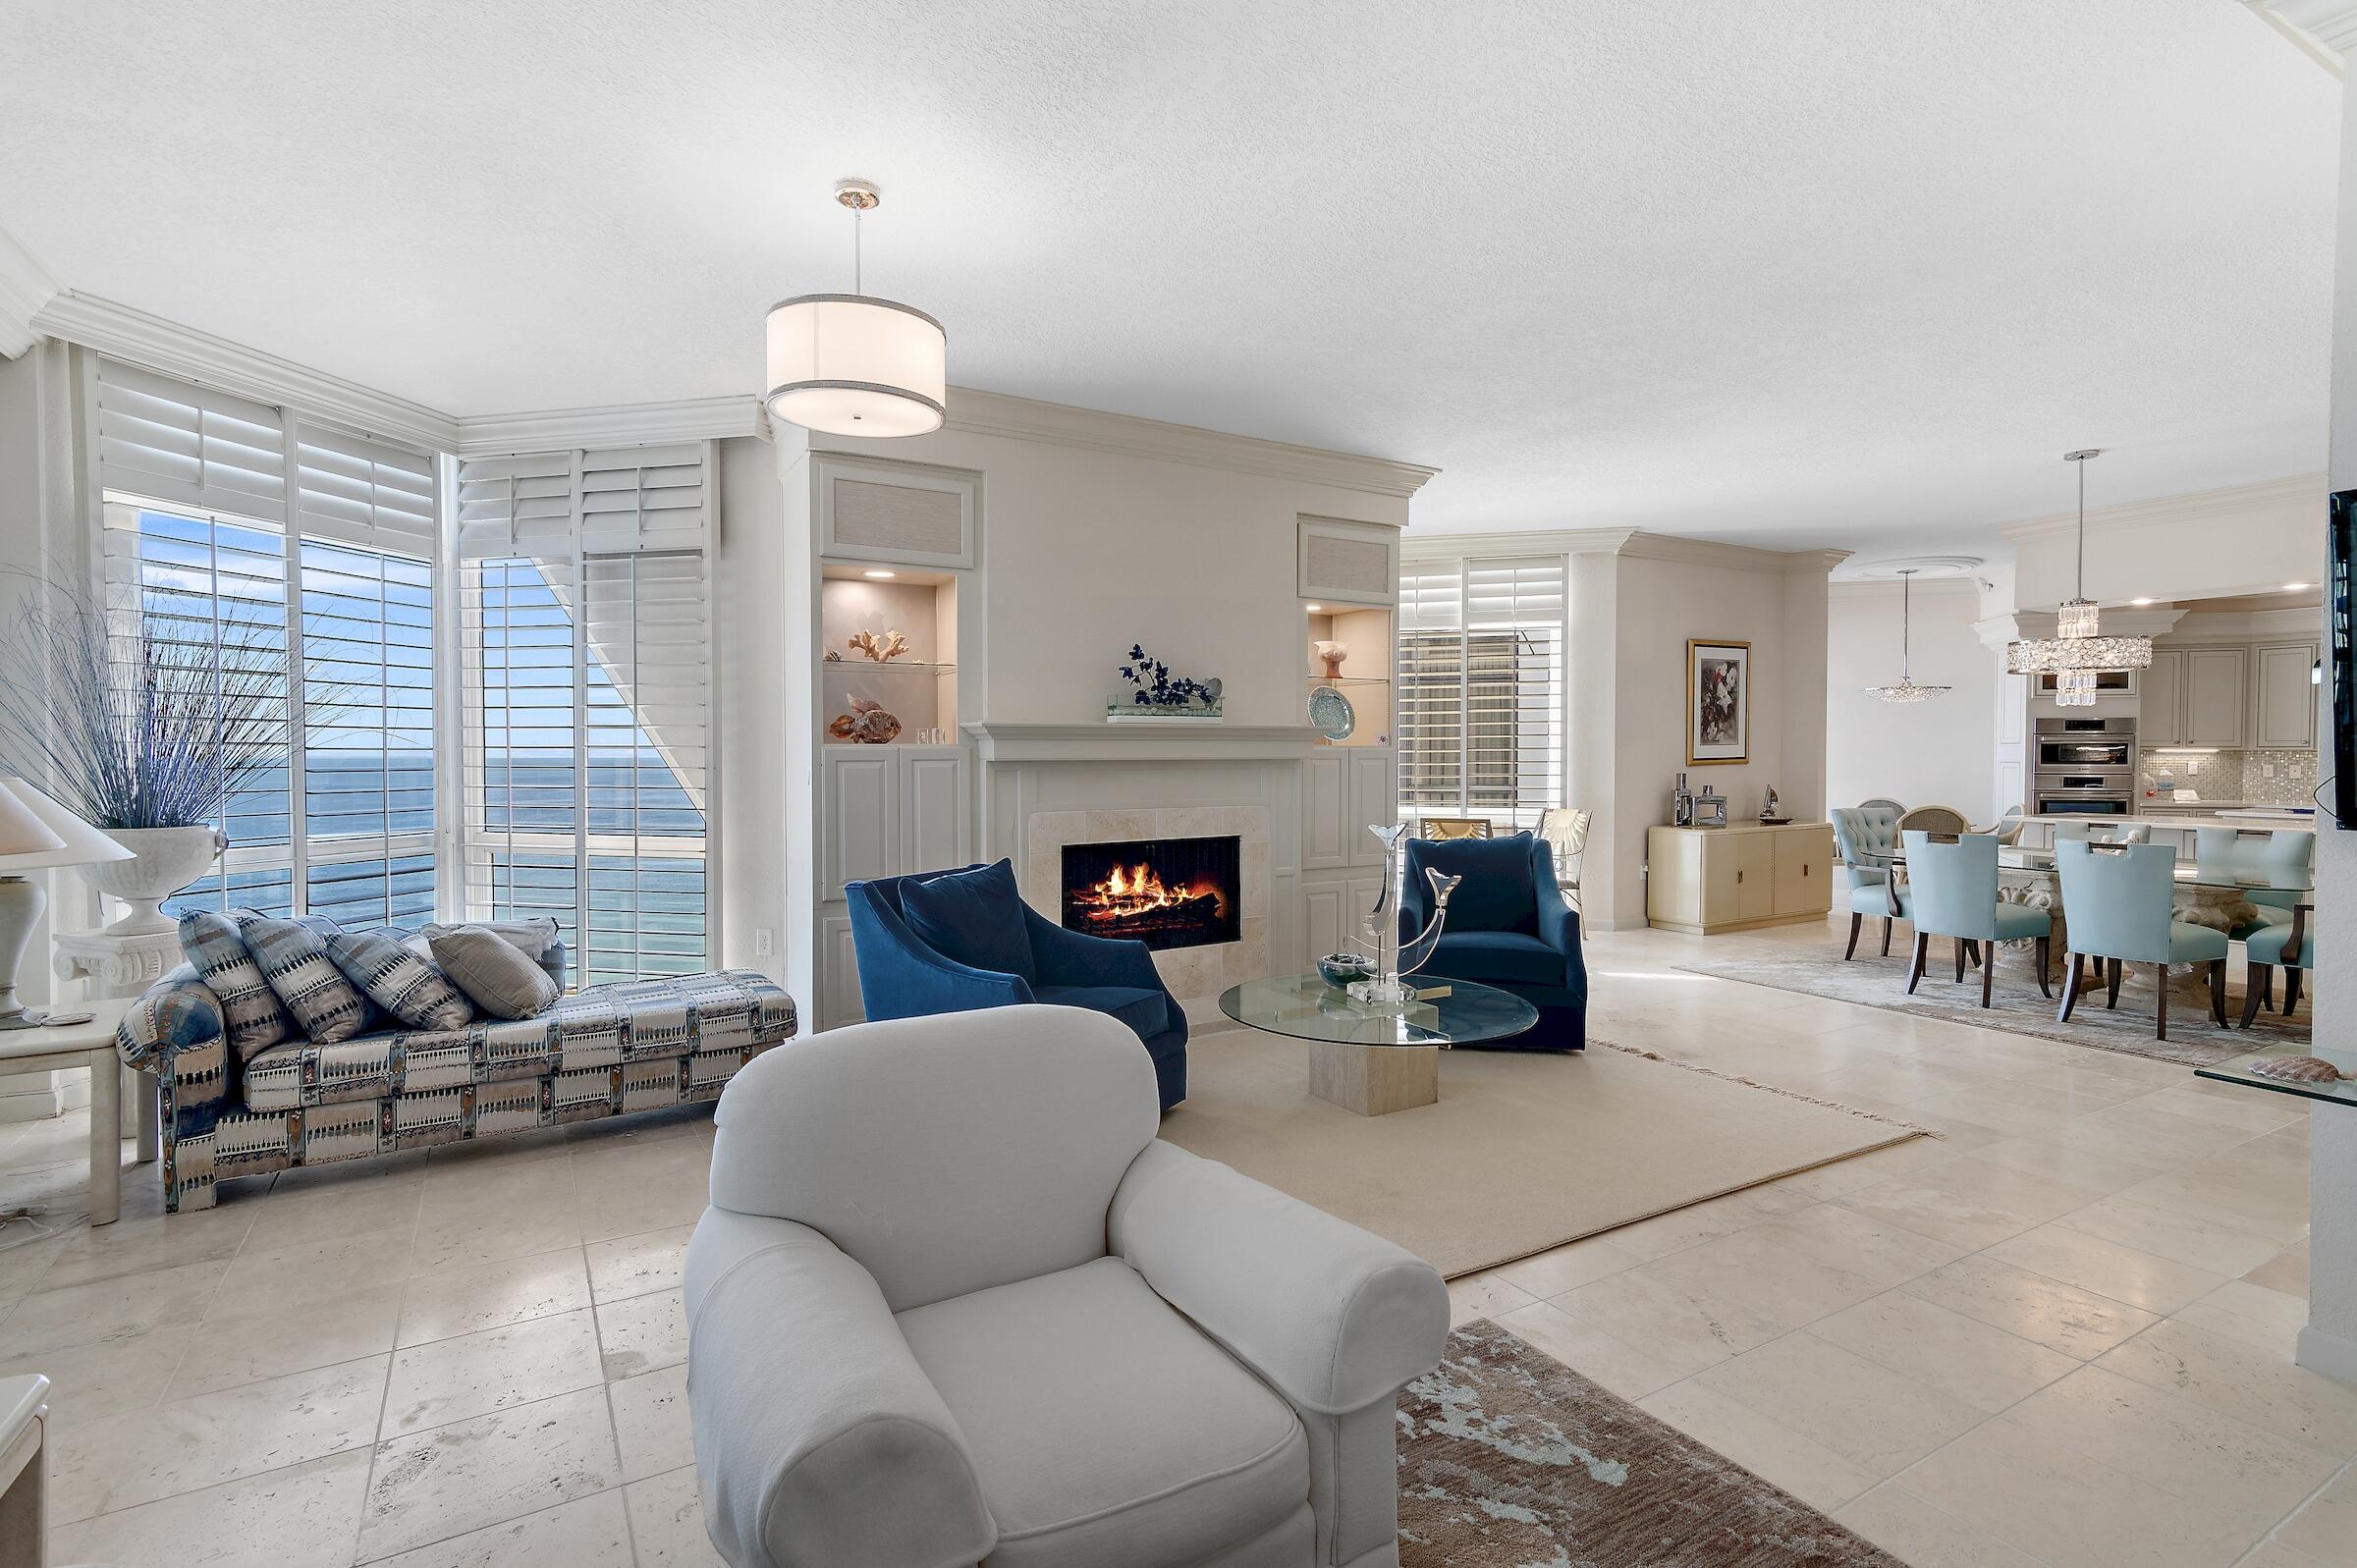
<box><xmin>2284</xmin><ymin>581</ymin><xmax>2312</xmax><ymax>591</ymax></box>
<box><xmin>863</xmin><ymin>569</ymin><xmax>896</xmax><ymax>580</ymax></box>
<box><xmin>2129</xmin><ymin>597</ymin><xmax>2156</xmax><ymax>606</ymax></box>
<box><xmin>1305</xmin><ymin>604</ymin><xmax>1322</xmax><ymax>613</ymax></box>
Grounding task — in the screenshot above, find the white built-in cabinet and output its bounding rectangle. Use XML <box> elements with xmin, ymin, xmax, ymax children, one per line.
<box><xmin>2139</xmin><ymin>640</ymin><xmax>2318</xmax><ymax>752</ymax></box>
<box><xmin>1298</xmin><ymin>748</ymin><xmax>1397</xmax><ymax>959</ymax></box>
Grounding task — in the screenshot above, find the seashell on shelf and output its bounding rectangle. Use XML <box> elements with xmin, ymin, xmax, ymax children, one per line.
<box><xmin>827</xmin><ymin>695</ymin><xmax>903</xmax><ymax>744</ymax></box>
<box><xmin>2248</xmin><ymin>1054</ymin><xmax>2341</xmax><ymax>1084</ymax></box>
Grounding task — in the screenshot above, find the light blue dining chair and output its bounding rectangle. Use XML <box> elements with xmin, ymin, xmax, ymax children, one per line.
<box><xmin>1831</xmin><ymin>804</ymin><xmax>1910</xmax><ymax>960</ymax></box>
<box><xmin>2053</xmin><ymin>838</ymin><xmax>2228</xmax><ymax>1040</ymax></box>
<box><xmin>2241</xmin><ymin>906</ymin><xmax>2315</xmax><ymax>1026</ymax></box>
<box><xmin>2195</xmin><ymin>828</ymin><xmax>2313</xmax><ymax>931</ymax></box>
<box><xmin>1898</xmin><ymin>832</ymin><xmax>2052</xmax><ymax>1007</ymax></box>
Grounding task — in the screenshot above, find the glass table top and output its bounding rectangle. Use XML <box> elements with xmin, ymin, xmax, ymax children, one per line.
<box><xmin>1217</xmin><ymin>973</ymin><xmax>1539</xmax><ymax>1048</ymax></box>
<box><xmin>1882</xmin><ymin>848</ymin><xmax>2313</xmax><ymax>895</ymax></box>
<box><xmin>2197</xmin><ymin>1046</ymin><xmax>2357</xmax><ymax>1109</ymax></box>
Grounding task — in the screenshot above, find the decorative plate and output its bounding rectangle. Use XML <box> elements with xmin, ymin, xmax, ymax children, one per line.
<box><xmin>1308</xmin><ymin>684</ymin><xmax>1356</xmax><ymax>741</ymax></box>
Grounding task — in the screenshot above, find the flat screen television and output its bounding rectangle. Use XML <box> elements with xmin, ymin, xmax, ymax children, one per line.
<box><xmin>2332</xmin><ymin>489</ymin><xmax>2355</xmax><ymax>829</ymax></box>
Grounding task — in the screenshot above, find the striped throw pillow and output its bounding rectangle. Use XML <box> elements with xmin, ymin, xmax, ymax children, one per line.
<box><xmin>177</xmin><ymin>911</ymin><xmax>294</xmax><ymax>1062</ymax></box>
<box><xmin>324</xmin><ymin>927</ymin><xmax>474</xmax><ymax>1031</ymax></box>
<box><xmin>236</xmin><ymin>913</ymin><xmax>378</xmax><ymax>1044</ymax></box>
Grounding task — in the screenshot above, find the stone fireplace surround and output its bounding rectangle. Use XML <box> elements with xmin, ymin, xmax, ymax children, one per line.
<box><xmin>967</xmin><ymin>724</ymin><xmax>1323</xmax><ymax>1021</ymax></box>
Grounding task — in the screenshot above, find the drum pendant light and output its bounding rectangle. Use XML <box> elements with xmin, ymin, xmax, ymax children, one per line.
<box><xmin>765</xmin><ymin>181</ymin><xmax>947</xmax><ymax>438</ymax></box>
<box><xmin>2003</xmin><ymin>450</ymin><xmax>2152</xmax><ymax>707</ymax></box>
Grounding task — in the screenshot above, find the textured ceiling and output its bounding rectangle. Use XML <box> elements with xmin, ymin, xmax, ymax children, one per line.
<box><xmin>0</xmin><ymin>1</ymin><xmax>2335</xmax><ymax>555</ymax></box>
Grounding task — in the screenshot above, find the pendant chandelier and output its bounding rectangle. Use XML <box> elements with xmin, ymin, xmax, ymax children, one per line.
<box><xmin>765</xmin><ymin>181</ymin><xmax>947</xmax><ymax>438</ymax></box>
<box><xmin>1866</xmin><ymin>568</ymin><xmax>1950</xmax><ymax>703</ymax></box>
<box><xmin>2003</xmin><ymin>449</ymin><xmax>2151</xmax><ymax>706</ymax></box>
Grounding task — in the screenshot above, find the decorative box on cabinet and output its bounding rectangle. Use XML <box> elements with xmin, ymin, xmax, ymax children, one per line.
<box><xmin>1645</xmin><ymin>823</ymin><xmax>1835</xmax><ymax>935</ymax></box>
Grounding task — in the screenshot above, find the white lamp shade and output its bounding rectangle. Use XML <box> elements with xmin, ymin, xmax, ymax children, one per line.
<box><xmin>765</xmin><ymin>295</ymin><xmax>946</xmax><ymax>437</ymax></box>
<box><xmin>0</xmin><ymin>790</ymin><xmax>65</xmax><ymax>860</ymax></box>
<box><xmin>0</xmin><ymin>778</ymin><xmax>135</xmax><ymax>871</ymax></box>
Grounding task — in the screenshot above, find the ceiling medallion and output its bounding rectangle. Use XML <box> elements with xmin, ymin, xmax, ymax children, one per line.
<box><xmin>764</xmin><ymin>180</ymin><xmax>947</xmax><ymax>438</ymax></box>
<box><xmin>1866</xmin><ymin>568</ymin><xmax>1951</xmax><ymax>704</ymax></box>
<box><xmin>2003</xmin><ymin>449</ymin><xmax>2152</xmax><ymax>707</ymax></box>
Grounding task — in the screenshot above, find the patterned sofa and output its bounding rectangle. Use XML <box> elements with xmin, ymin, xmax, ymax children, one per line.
<box><xmin>117</xmin><ymin>940</ymin><xmax>796</xmax><ymax>1213</ymax></box>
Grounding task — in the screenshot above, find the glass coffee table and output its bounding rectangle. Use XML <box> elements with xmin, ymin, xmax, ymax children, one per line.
<box><xmin>1217</xmin><ymin>973</ymin><xmax>1539</xmax><ymax>1116</ymax></box>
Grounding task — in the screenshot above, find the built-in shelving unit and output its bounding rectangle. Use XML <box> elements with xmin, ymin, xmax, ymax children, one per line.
<box><xmin>819</xmin><ymin>566</ymin><xmax>961</xmax><ymax>745</ymax></box>
<box><xmin>1305</xmin><ymin>605</ymin><xmax>1394</xmax><ymax>747</ymax></box>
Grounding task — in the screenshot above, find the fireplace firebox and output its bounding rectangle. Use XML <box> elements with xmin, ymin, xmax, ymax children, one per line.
<box><xmin>1060</xmin><ymin>835</ymin><xmax>1242</xmax><ymax>952</ymax></box>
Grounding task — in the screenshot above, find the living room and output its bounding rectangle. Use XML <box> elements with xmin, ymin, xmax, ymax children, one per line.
<box><xmin>0</xmin><ymin>5</ymin><xmax>2353</xmax><ymax>1567</ymax></box>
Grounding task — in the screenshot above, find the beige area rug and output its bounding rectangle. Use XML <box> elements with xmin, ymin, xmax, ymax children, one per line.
<box><xmin>1681</xmin><ymin>943</ymin><xmax>2309</xmax><ymax>1070</ymax></box>
<box><xmin>1161</xmin><ymin>1030</ymin><xmax>1922</xmax><ymax>1278</ymax></box>
<box><xmin>1398</xmin><ymin>1320</ymin><xmax>1904</xmax><ymax>1567</ymax></box>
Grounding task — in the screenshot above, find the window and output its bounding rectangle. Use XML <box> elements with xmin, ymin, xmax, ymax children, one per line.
<box><xmin>112</xmin><ymin>502</ymin><xmax>437</xmax><ymax>927</ymax></box>
<box><xmin>458</xmin><ymin>446</ymin><xmax>715</xmax><ymax>988</ymax></box>
<box><xmin>1396</xmin><ymin>559</ymin><xmax>1564</xmax><ymax>830</ymax></box>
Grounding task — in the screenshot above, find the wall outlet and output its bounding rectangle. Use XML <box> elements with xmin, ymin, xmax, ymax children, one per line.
<box><xmin>754</xmin><ymin>928</ymin><xmax>774</xmax><ymax>957</ymax></box>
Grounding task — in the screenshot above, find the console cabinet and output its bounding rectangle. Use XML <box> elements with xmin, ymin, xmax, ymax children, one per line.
<box><xmin>1645</xmin><ymin>823</ymin><xmax>1835</xmax><ymax>935</ymax></box>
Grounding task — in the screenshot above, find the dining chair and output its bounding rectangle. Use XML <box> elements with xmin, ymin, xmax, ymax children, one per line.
<box><xmin>1830</xmin><ymin>804</ymin><xmax>1908</xmax><ymax>960</ymax></box>
<box><xmin>2195</xmin><ymin>829</ymin><xmax>2312</xmax><ymax>928</ymax></box>
<box><xmin>1976</xmin><ymin>805</ymin><xmax>2029</xmax><ymax>846</ymax></box>
<box><xmin>2241</xmin><ymin>905</ymin><xmax>2315</xmax><ymax>1026</ymax></box>
<box><xmin>1895</xmin><ymin>804</ymin><xmax>1971</xmax><ymax>835</ymax></box>
<box><xmin>1419</xmin><ymin>817</ymin><xmax>1493</xmax><ymax>841</ymax></box>
<box><xmin>2052</xmin><ymin>838</ymin><xmax>2228</xmax><ymax>1040</ymax></box>
<box><xmin>1535</xmin><ymin>807</ymin><xmax>1592</xmax><ymax>941</ymax></box>
<box><xmin>1897</xmin><ymin>832</ymin><xmax>2052</xmax><ymax>1007</ymax></box>
<box><xmin>1859</xmin><ymin>797</ymin><xmax>1905</xmax><ymax>816</ymax></box>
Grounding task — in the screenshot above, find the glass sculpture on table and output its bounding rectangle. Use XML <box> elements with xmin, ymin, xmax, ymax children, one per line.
<box><xmin>1346</xmin><ymin>824</ymin><xmax>1461</xmax><ymax>1008</ymax></box>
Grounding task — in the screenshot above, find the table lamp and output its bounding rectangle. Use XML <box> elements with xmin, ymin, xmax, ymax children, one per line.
<box><xmin>0</xmin><ymin>777</ymin><xmax>133</xmax><ymax>1029</ymax></box>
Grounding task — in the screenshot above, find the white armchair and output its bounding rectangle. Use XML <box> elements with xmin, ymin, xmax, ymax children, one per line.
<box><xmin>685</xmin><ymin>1005</ymin><xmax>1449</xmax><ymax>1568</ymax></box>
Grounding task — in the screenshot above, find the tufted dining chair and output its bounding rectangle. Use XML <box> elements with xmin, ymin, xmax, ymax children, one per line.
<box><xmin>1898</xmin><ymin>832</ymin><xmax>2052</xmax><ymax>1007</ymax></box>
<box><xmin>1830</xmin><ymin>804</ymin><xmax>1909</xmax><ymax>960</ymax></box>
<box><xmin>2053</xmin><ymin>839</ymin><xmax>2228</xmax><ymax>1040</ymax></box>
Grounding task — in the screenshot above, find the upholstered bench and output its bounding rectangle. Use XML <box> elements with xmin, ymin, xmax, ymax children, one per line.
<box><xmin>118</xmin><ymin>961</ymin><xmax>796</xmax><ymax>1213</ymax></box>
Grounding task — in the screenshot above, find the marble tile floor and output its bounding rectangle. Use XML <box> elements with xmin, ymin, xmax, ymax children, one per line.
<box><xmin>0</xmin><ymin>914</ymin><xmax>2336</xmax><ymax>1566</ymax></box>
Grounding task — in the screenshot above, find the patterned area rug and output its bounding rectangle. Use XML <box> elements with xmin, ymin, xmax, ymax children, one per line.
<box><xmin>1398</xmin><ymin>1321</ymin><xmax>1902</xmax><ymax>1567</ymax></box>
<box><xmin>1679</xmin><ymin>943</ymin><xmax>2307</xmax><ymax>1069</ymax></box>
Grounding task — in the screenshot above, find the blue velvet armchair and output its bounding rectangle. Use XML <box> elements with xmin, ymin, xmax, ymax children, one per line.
<box><xmin>1398</xmin><ymin>833</ymin><xmax>1584</xmax><ymax>1051</ymax></box>
<box><xmin>846</xmin><ymin>860</ymin><xmax>1189</xmax><ymax>1109</ymax></box>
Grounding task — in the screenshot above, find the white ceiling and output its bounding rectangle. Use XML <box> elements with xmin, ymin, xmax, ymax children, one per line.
<box><xmin>0</xmin><ymin>1</ymin><xmax>2336</xmax><ymax>556</ymax></box>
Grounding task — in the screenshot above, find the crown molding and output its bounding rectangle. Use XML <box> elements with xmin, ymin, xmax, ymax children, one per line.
<box><xmin>2165</xmin><ymin>606</ymin><xmax>2328</xmax><ymax>639</ymax></box>
<box><xmin>1619</xmin><ymin>532</ymin><xmax>1850</xmax><ymax>575</ymax></box>
<box><xmin>456</xmin><ymin>396</ymin><xmax>770</xmax><ymax>457</ymax></box>
<box><xmin>0</xmin><ymin>226</ymin><xmax>58</xmax><ymax>360</ymax></box>
<box><xmin>2242</xmin><ymin>1</ymin><xmax>2357</xmax><ymax>75</ymax></box>
<box><xmin>1996</xmin><ymin>472</ymin><xmax>2326</xmax><ymax>545</ymax></box>
<box><xmin>939</xmin><ymin>386</ymin><xmax>1438</xmax><ymax>500</ymax></box>
<box><xmin>1399</xmin><ymin>526</ymin><xmax>1637</xmax><ymax>560</ymax></box>
<box><xmin>31</xmin><ymin>290</ymin><xmax>460</xmax><ymax>454</ymax></box>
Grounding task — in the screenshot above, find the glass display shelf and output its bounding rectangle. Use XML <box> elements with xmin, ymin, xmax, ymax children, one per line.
<box><xmin>2196</xmin><ymin>1046</ymin><xmax>2357</xmax><ymax>1109</ymax></box>
<box><xmin>824</xmin><ymin>660</ymin><xmax>957</xmax><ymax>674</ymax></box>
<box><xmin>1303</xmin><ymin>676</ymin><xmax>1390</xmax><ymax>685</ymax></box>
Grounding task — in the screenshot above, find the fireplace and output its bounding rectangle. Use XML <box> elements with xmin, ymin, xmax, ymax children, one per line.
<box><xmin>1060</xmin><ymin>835</ymin><xmax>1242</xmax><ymax>952</ymax></box>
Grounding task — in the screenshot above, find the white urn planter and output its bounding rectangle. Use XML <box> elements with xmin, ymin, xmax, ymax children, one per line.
<box><xmin>77</xmin><ymin>826</ymin><xmax>226</xmax><ymax>936</ymax></box>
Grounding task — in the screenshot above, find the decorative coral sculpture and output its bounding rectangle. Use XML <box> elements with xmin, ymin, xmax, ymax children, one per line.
<box><xmin>849</xmin><ymin>629</ymin><xmax>908</xmax><ymax>664</ymax></box>
<box><xmin>827</xmin><ymin>696</ymin><xmax>903</xmax><ymax>744</ymax></box>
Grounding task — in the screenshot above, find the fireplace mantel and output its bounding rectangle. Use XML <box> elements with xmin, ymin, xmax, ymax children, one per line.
<box><xmin>962</xmin><ymin>722</ymin><xmax>1327</xmax><ymax>764</ymax></box>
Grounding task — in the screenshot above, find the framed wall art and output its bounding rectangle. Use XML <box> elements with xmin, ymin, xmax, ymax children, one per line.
<box><xmin>1686</xmin><ymin>638</ymin><xmax>1750</xmax><ymax>765</ymax></box>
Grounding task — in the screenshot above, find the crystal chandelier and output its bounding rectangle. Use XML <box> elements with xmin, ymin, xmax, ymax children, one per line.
<box><xmin>1866</xmin><ymin>568</ymin><xmax>1950</xmax><ymax>702</ymax></box>
<box><xmin>2003</xmin><ymin>450</ymin><xmax>2151</xmax><ymax>706</ymax></box>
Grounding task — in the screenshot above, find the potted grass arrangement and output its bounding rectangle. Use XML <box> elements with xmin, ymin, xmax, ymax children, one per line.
<box><xmin>0</xmin><ymin>573</ymin><xmax>291</xmax><ymax>934</ymax></box>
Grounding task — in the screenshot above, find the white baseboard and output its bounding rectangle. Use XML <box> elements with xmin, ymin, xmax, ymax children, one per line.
<box><xmin>2298</xmin><ymin>1324</ymin><xmax>2357</xmax><ymax>1387</ymax></box>
<box><xmin>0</xmin><ymin>1073</ymin><xmax>66</xmax><ymax>1122</ymax></box>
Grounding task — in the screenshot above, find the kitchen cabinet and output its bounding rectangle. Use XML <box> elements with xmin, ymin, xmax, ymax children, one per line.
<box><xmin>2182</xmin><ymin>648</ymin><xmax>2249</xmax><ymax>748</ymax></box>
<box><xmin>2254</xmin><ymin>641</ymin><xmax>2321</xmax><ymax>750</ymax></box>
<box><xmin>1645</xmin><ymin>823</ymin><xmax>1834</xmax><ymax>935</ymax></box>
<box><xmin>2140</xmin><ymin>650</ymin><xmax>2184</xmax><ymax>745</ymax></box>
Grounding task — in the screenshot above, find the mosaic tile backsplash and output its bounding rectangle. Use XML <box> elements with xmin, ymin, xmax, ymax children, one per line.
<box><xmin>2138</xmin><ymin>748</ymin><xmax>2318</xmax><ymax>808</ymax></box>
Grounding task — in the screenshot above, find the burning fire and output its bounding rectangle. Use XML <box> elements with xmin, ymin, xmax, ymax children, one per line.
<box><xmin>1075</xmin><ymin>861</ymin><xmax>1225</xmax><ymax>924</ymax></box>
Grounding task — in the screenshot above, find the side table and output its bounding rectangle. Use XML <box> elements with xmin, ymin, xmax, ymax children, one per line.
<box><xmin>53</xmin><ymin>927</ymin><xmax>178</xmax><ymax>1163</ymax></box>
<box><xmin>0</xmin><ymin>1376</ymin><xmax>44</xmax><ymax>1568</ymax></box>
<box><xmin>0</xmin><ymin>999</ymin><xmax>133</xmax><ymax>1225</ymax></box>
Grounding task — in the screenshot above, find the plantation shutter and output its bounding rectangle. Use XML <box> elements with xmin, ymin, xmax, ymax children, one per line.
<box><xmin>295</xmin><ymin>421</ymin><xmax>438</xmax><ymax>555</ymax></box>
<box><xmin>1395</xmin><ymin>564</ymin><xmax>1465</xmax><ymax>813</ymax></box>
<box><xmin>457</xmin><ymin>443</ymin><xmax>716</xmax><ymax>986</ymax></box>
<box><xmin>1463</xmin><ymin>559</ymin><xmax>1565</xmax><ymax>826</ymax></box>
<box><xmin>94</xmin><ymin>358</ymin><xmax>288</xmax><ymax>521</ymax></box>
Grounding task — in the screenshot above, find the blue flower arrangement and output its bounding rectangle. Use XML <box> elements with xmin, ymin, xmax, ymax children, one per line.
<box><xmin>1114</xmin><ymin>644</ymin><xmax>1223</xmax><ymax>715</ymax></box>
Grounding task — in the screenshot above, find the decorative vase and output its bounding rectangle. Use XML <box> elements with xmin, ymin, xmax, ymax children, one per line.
<box><xmin>77</xmin><ymin>825</ymin><xmax>226</xmax><ymax>936</ymax></box>
<box><xmin>1315</xmin><ymin>640</ymin><xmax>1347</xmax><ymax>678</ymax></box>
